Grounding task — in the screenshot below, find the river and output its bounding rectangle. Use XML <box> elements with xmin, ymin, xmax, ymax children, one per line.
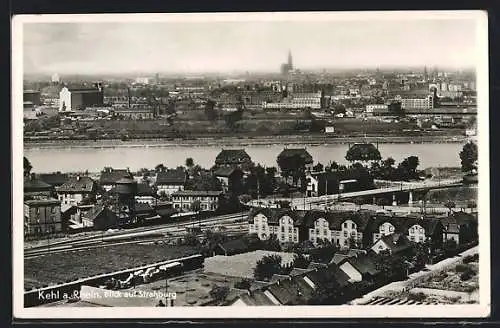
<box><xmin>23</xmin><ymin>141</ymin><xmax>465</xmax><ymax>174</ymax></box>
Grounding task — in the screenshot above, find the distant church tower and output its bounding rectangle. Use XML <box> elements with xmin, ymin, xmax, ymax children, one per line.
<box><xmin>288</xmin><ymin>50</ymin><xmax>293</xmax><ymax>70</ymax></box>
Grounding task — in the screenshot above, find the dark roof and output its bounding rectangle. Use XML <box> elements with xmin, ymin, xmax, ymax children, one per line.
<box><xmin>24</xmin><ymin>176</ymin><xmax>53</xmax><ymax>192</ymax></box>
<box><xmin>155</xmin><ymin>207</ymin><xmax>178</xmax><ymax>218</ymax></box>
<box><xmin>66</xmin><ymin>86</ymin><xmax>102</xmax><ymax>93</ymax></box>
<box><xmin>377</xmin><ymin>233</ymin><xmax>411</xmax><ymax>254</ymax></box>
<box><xmin>277</xmin><ymin>148</ymin><xmax>313</xmax><ymax>163</ymax></box>
<box><xmin>302</xmin><ymin>210</ymin><xmax>374</xmax><ymax>231</ymax></box>
<box><xmin>136</xmin><ymin>183</ymin><xmax>155</xmax><ymax>196</ymax></box>
<box><xmin>24</xmin><ymin>198</ymin><xmax>60</xmax><ymax>207</ymax></box>
<box><xmin>99</xmin><ymin>169</ymin><xmax>132</xmax><ymax>185</ymax></box>
<box><xmin>345</xmin><ymin>143</ymin><xmax>382</xmax><ymax>161</ymax></box>
<box><xmin>57</xmin><ymin>176</ymin><xmax>96</xmax><ymax>193</ymax></box>
<box><xmin>247</xmin><ymin>208</ymin><xmax>307</xmax><ymax>226</ymax></box>
<box><xmin>214</xmin><ymin>166</ymin><xmax>242</xmax><ymax>177</ymax></box>
<box><xmin>442</xmin><ymin>211</ymin><xmax>476</xmax><ymax>226</ymax></box>
<box><xmin>215</xmin><ymin>149</ymin><xmax>251</xmax><ymax>165</ymax></box>
<box><xmin>135</xmin><ymin>202</ymin><xmax>154</xmax><ymax>214</ymax></box>
<box><xmin>342</xmin><ymin>255</ymin><xmax>380</xmax><ymax>276</ymax></box>
<box><xmin>38</xmin><ymin>172</ymin><xmax>70</xmax><ymax>187</ymax></box>
<box><xmin>401</xmin><ymin>217</ymin><xmax>443</xmax><ymax>236</ymax></box>
<box><xmin>172</xmin><ymin>190</ymin><xmax>223</xmax><ymax>197</ymax></box>
<box><xmin>156</xmin><ymin>170</ymin><xmax>187</xmax><ymax>185</ymax></box>
<box><xmin>266</xmin><ymin>278</ymin><xmax>307</xmax><ymax>305</ymax></box>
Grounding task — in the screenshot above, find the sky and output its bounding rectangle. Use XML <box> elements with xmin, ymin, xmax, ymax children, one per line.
<box><xmin>20</xmin><ymin>13</ymin><xmax>482</xmax><ymax>75</ymax></box>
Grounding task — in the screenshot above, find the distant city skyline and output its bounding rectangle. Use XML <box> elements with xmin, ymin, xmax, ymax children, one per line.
<box><xmin>20</xmin><ymin>12</ymin><xmax>482</xmax><ymax>75</ymax></box>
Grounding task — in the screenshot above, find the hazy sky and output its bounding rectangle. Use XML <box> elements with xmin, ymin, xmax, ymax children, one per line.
<box><xmin>21</xmin><ymin>15</ymin><xmax>481</xmax><ymax>74</ymax></box>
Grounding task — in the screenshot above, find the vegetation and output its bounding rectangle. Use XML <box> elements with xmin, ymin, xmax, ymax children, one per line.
<box><xmin>209</xmin><ymin>285</ymin><xmax>230</xmax><ymax>304</ymax></box>
<box><xmin>459</xmin><ymin>141</ymin><xmax>478</xmax><ymax>174</ymax></box>
<box><xmin>234</xmin><ymin>278</ymin><xmax>252</xmax><ymax>290</ymax></box>
<box><xmin>24</xmin><ymin>156</ymin><xmax>33</xmax><ymax>177</ymax></box>
<box><xmin>253</xmin><ymin>254</ymin><xmax>283</xmax><ymax>281</ymax></box>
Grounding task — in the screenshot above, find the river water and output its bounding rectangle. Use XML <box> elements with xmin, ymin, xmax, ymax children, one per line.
<box><xmin>23</xmin><ymin>141</ymin><xmax>465</xmax><ymax>174</ymax></box>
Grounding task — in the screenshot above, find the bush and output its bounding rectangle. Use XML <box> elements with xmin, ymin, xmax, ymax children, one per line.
<box><xmin>408</xmin><ymin>292</ymin><xmax>427</xmax><ymax>302</ymax></box>
<box><xmin>460</xmin><ymin>270</ymin><xmax>474</xmax><ymax>281</ymax></box>
<box><xmin>455</xmin><ymin>264</ymin><xmax>469</xmax><ymax>273</ymax></box>
<box><xmin>463</xmin><ymin>255</ymin><xmax>477</xmax><ymax>264</ymax></box>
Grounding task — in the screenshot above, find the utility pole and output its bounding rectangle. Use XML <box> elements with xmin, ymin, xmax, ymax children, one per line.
<box><xmin>325</xmin><ymin>178</ymin><xmax>328</xmax><ymax>211</ymax></box>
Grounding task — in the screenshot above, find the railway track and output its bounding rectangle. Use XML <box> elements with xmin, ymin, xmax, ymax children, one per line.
<box><xmin>24</xmin><ymin>214</ymin><xmax>249</xmax><ymax>258</ymax></box>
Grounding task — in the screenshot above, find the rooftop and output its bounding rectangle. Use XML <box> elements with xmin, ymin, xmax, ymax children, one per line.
<box><xmin>56</xmin><ymin>176</ymin><xmax>96</xmax><ymax>193</ymax></box>
<box><xmin>156</xmin><ymin>170</ymin><xmax>187</xmax><ymax>185</ymax></box>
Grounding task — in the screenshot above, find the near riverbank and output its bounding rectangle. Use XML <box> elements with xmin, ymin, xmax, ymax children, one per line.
<box><xmin>24</xmin><ymin>134</ymin><xmax>469</xmax><ymax>150</ymax></box>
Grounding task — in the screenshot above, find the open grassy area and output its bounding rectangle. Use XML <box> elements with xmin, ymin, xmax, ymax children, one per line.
<box><xmin>24</xmin><ymin>244</ymin><xmax>199</xmax><ymax>289</ymax></box>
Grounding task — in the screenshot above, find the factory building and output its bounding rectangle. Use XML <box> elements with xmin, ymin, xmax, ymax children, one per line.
<box><xmin>59</xmin><ymin>83</ymin><xmax>104</xmax><ymax>112</ymax></box>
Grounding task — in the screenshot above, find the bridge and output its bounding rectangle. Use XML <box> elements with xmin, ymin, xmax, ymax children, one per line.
<box><xmin>248</xmin><ymin>179</ymin><xmax>463</xmax><ymax>209</ymax></box>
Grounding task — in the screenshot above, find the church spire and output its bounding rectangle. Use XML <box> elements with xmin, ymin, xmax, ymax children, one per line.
<box><xmin>288</xmin><ymin>50</ymin><xmax>293</xmax><ymax>69</ymax></box>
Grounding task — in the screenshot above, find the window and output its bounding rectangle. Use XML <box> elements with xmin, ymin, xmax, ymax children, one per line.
<box><xmin>351</xmin><ymin>223</ymin><xmax>356</xmax><ymax>229</ymax></box>
<box><xmin>294</xmin><ymin>236</ymin><xmax>298</xmax><ymax>242</ymax></box>
<box><xmin>288</xmin><ymin>227</ymin><xmax>292</xmax><ymax>233</ymax></box>
<box><xmin>344</xmin><ymin>231</ymin><xmax>348</xmax><ymax>237</ymax></box>
<box><xmin>389</xmin><ymin>226</ymin><xmax>394</xmax><ymax>232</ymax></box>
<box><xmin>344</xmin><ymin>240</ymin><xmax>348</xmax><ymax>246</ymax></box>
<box><xmin>281</xmin><ymin>226</ymin><xmax>285</xmax><ymax>233</ymax></box>
<box><xmin>315</xmin><ymin>229</ymin><xmax>319</xmax><ymax>235</ymax></box>
<box><xmin>410</xmin><ymin>236</ymin><xmax>415</xmax><ymax>241</ymax></box>
<box><xmin>343</xmin><ymin>222</ymin><xmax>347</xmax><ymax>229</ymax></box>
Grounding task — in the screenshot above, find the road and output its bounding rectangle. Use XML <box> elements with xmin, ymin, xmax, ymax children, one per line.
<box><xmin>248</xmin><ymin>179</ymin><xmax>462</xmax><ymax>209</ymax></box>
<box><xmin>24</xmin><ymin>212</ymin><xmax>249</xmax><ymax>258</ymax></box>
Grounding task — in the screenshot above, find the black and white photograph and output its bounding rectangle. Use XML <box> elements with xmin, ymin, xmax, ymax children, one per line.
<box><xmin>12</xmin><ymin>11</ymin><xmax>490</xmax><ymax>318</ymax></box>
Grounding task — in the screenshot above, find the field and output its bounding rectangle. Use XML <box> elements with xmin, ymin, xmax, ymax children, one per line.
<box><xmin>379</xmin><ymin>254</ymin><xmax>479</xmax><ymax>305</ymax></box>
<box><xmin>24</xmin><ymin>244</ymin><xmax>199</xmax><ymax>289</ymax></box>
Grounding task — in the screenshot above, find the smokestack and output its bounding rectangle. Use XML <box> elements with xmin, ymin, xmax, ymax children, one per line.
<box><xmin>127</xmin><ymin>88</ymin><xmax>131</xmax><ymax>108</ymax></box>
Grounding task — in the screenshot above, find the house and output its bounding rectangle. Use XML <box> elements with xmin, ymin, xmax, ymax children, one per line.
<box><xmin>370</xmin><ymin>233</ymin><xmax>411</xmax><ymax>255</ymax></box>
<box><xmin>304</xmin><ymin>210</ymin><xmax>373</xmax><ymax>248</ymax></box>
<box><xmin>82</xmin><ymin>205</ymin><xmax>117</xmax><ymax>231</ymax></box>
<box><xmin>403</xmin><ymin>216</ymin><xmax>444</xmax><ymax>249</ymax></box>
<box><xmin>369</xmin><ymin>214</ymin><xmax>403</xmax><ymax>244</ymax></box>
<box><xmin>24</xmin><ymin>174</ymin><xmax>53</xmax><ymax>199</ymax></box>
<box><xmin>345</xmin><ymin>143</ymin><xmax>382</xmax><ymax>163</ymax></box>
<box><xmin>215</xmin><ymin>149</ymin><xmax>252</xmax><ymax>169</ymax></box>
<box><xmin>24</xmin><ymin>198</ymin><xmax>62</xmax><ymax>235</ymax></box>
<box><xmin>171</xmin><ymin>190</ymin><xmax>223</xmax><ymax>212</ymax></box>
<box><xmin>99</xmin><ymin>168</ymin><xmax>133</xmax><ymax>191</ymax></box>
<box><xmin>441</xmin><ymin>211</ymin><xmax>478</xmax><ymax>245</ymax></box>
<box><xmin>214</xmin><ymin>167</ymin><xmax>244</xmax><ymax>193</ymax></box>
<box><xmin>247</xmin><ymin>208</ymin><xmax>308</xmax><ymax>244</ymax></box>
<box><xmin>337</xmin><ymin>255</ymin><xmax>380</xmax><ymax>283</ymax></box>
<box><xmin>277</xmin><ymin>148</ymin><xmax>314</xmax><ymax>172</ymax></box>
<box><xmin>38</xmin><ymin>172</ymin><xmax>70</xmax><ymax>188</ymax></box>
<box><xmin>56</xmin><ymin>176</ymin><xmax>97</xmax><ymax>212</ymax></box>
<box><xmin>229</xmin><ymin>262</ymin><xmax>351</xmax><ymax>306</ymax></box>
<box><xmin>135</xmin><ymin>182</ymin><xmax>157</xmax><ymax>205</ymax></box>
<box><xmin>156</xmin><ymin>169</ymin><xmax>187</xmax><ymax>196</ymax></box>
<box><xmin>305</xmin><ymin>171</ymin><xmax>339</xmax><ymax>197</ymax></box>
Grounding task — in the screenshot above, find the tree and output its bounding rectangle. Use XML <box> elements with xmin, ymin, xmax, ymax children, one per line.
<box><xmin>398</xmin><ymin>156</ymin><xmax>420</xmax><ymax>180</ymax></box>
<box><xmin>190</xmin><ymin>200</ymin><xmax>201</xmax><ymax>212</ymax></box>
<box><xmin>277</xmin><ymin>153</ymin><xmax>307</xmax><ymax>187</ymax></box>
<box><xmin>388</xmin><ymin>101</ymin><xmax>404</xmax><ymax>116</ymax></box>
<box><xmin>254</xmin><ymin>254</ymin><xmax>283</xmax><ymax>281</ymax></box>
<box><xmin>310</xmin><ymin>239</ymin><xmax>337</xmax><ymax>264</ymax></box>
<box><xmin>209</xmin><ymin>285</ymin><xmax>230</xmax><ymax>305</ymax></box>
<box><xmin>224</xmin><ymin>108</ymin><xmax>243</xmax><ymax>129</ymax></box>
<box><xmin>291</xmin><ymin>253</ymin><xmax>311</xmax><ymax>269</ymax></box>
<box><xmin>24</xmin><ymin>156</ymin><xmax>33</xmax><ymax>177</ymax></box>
<box><xmin>353</xmin><ymin>197</ymin><xmax>365</xmax><ymax>210</ymax></box>
<box><xmin>261</xmin><ymin>235</ymin><xmax>281</xmax><ymax>252</ymax></box>
<box><xmin>234</xmin><ymin>278</ymin><xmax>252</xmax><ymax>290</ymax></box>
<box><xmin>155</xmin><ymin>164</ymin><xmax>166</xmax><ymax>173</ymax></box>
<box><xmin>444</xmin><ymin>200</ymin><xmax>456</xmax><ymax>214</ymax></box>
<box><xmin>185</xmin><ymin>158</ymin><xmax>194</xmax><ymax>169</ymax></box>
<box><xmin>459</xmin><ymin>141</ymin><xmax>478</xmax><ymax>174</ymax></box>
<box><xmin>313</xmin><ymin>162</ymin><xmax>324</xmax><ymax>172</ymax></box>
